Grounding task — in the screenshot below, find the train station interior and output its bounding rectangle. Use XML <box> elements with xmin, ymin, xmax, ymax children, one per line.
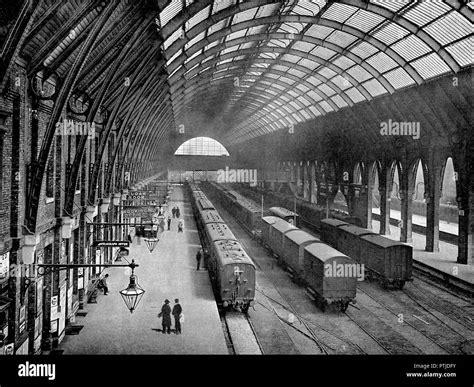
<box><xmin>0</xmin><ymin>0</ymin><xmax>472</xmax><ymax>362</ymax></box>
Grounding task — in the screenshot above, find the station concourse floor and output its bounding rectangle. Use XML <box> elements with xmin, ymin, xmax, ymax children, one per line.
<box><xmin>371</xmin><ymin>218</ymin><xmax>473</xmax><ymax>285</ymax></box>
<box><xmin>59</xmin><ymin>186</ymin><xmax>228</xmax><ymax>354</ymax></box>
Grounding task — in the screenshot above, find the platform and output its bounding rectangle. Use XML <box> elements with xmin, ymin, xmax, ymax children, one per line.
<box><xmin>371</xmin><ymin>218</ymin><xmax>473</xmax><ymax>288</ymax></box>
<box><xmin>59</xmin><ymin>186</ymin><xmax>228</xmax><ymax>354</ymax></box>
<box><xmin>372</xmin><ymin>208</ymin><xmax>459</xmax><ymax>235</ymax></box>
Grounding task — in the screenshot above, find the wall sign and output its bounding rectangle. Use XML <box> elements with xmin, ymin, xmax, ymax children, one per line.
<box><xmin>0</xmin><ymin>252</ymin><xmax>9</xmax><ymax>279</ymax></box>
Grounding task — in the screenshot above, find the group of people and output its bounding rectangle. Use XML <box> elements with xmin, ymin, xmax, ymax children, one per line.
<box><xmin>158</xmin><ymin>299</ymin><xmax>183</xmax><ymax>334</ymax></box>
<box><xmin>171</xmin><ymin>206</ymin><xmax>181</xmax><ymax>218</ymax></box>
<box><xmin>166</xmin><ymin>211</ymin><xmax>184</xmax><ymax>233</ymax></box>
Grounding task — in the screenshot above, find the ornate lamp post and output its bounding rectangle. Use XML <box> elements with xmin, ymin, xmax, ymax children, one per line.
<box><xmin>35</xmin><ymin>259</ymin><xmax>144</xmax><ymax>314</ymax></box>
<box><xmin>119</xmin><ymin>261</ymin><xmax>145</xmax><ymax>314</ymax></box>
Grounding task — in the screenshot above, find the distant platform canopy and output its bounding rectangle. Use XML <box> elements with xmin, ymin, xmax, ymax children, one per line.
<box><xmin>175</xmin><ymin>137</ymin><xmax>230</xmax><ymax>156</ymax></box>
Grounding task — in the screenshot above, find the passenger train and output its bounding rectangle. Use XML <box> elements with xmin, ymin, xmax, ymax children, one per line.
<box><xmin>189</xmin><ymin>184</ymin><xmax>256</xmax><ymax>313</ymax></box>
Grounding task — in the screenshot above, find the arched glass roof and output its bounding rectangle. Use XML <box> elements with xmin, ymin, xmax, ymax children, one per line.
<box><xmin>158</xmin><ymin>0</ymin><xmax>472</xmax><ymax>145</ymax></box>
<box><xmin>175</xmin><ymin>136</ymin><xmax>230</xmax><ymax>156</ymax></box>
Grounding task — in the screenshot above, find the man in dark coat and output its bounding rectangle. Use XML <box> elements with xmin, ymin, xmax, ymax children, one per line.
<box><xmin>172</xmin><ymin>299</ymin><xmax>182</xmax><ymax>334</ymax></box>
<box><xmin>158</xmin><ymin>299</ymin><xmax>172</xmax><ymax>334</ymax></box>
<box><xmin>175</xmin><ymin>207</ymin><xmax>180</xmax><ymax>219</ymax></box>
<box><xmin>196</xmin><ymin>249</ymin><xmax>202</xmax><ymax>270</ymax></box>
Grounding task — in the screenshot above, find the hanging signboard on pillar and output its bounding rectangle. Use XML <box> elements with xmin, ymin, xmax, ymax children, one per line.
<box><xmin>92</xmin><ymin>241</ymin><xmax>129</xmax><ymax>247</ymax></box>
<box><xmin>0</xmin><ymin>252</ymin><xmax>9</xmax><ymax>279</ymax></box>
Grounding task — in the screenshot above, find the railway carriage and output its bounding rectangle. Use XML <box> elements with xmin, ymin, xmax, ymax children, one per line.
<box><xmin>331</xmin><ymin>212</ymin><xmax>363</xmax><ymax>227</ymax></box>
<box><xmin>336</xmin><ymin>224</ymin><xmax>375</xmax><ymax>261</ymax></box>
<box><xmin>358</xmin><ymin>234</ymin><xmax>413</xmax><ymax>289</ymax></box>
<box><xmin>295</xmin><ymin>201</ymin><xmax>327</xmax><ymax>231</ymax></box>
<box><xmin>233</xmin><ymin>198</ymin><xmax>265</xmax><ymax>232</ymax></box>
<box><xmin>281</xmin><ymin>230</ymin><xmax>320</xmax><ymax>279</ymax></box>
<box><xmin>303</xmin><ymin>243</ymin><xmax>358</xmax><ymax>312</ymax></box>
<box><xmin>319</xmin><ymin>218</ymin><xmax>349</xmax><ymax>247</ymax></box>
<box><xmin>267</xmin><ymin>218</ymin><xmax>298</xmax><ymax>258</ymax></box>
<box><xmin>210</xmin><ymin>239</ymin><xmax>256</xmax><ymax>312</ymax></box>
<box><xmin>199</xmin><ymin>209</ymin><xmax>224</xmax><ymax>225</ymax></box>
<box><xmin>269</xmin><ymin>206</ymin><xmax>301</xmax><ymax>227</ymax></box>
<box><xmin>196</xmin><ymin>197</ymin><xmax>215</xmax><ymax>211</ymax></box>
<box><xmin>261</xmin><ymin>216</ymin><xmax>285</xmax><ymax>247</ymax></box>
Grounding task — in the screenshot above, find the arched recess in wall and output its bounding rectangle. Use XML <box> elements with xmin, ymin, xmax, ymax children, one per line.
<box><xmin>174</xmin><ymin>136</ymin><xmax>230</xmax><ymax>156</ymax></box>
<box><xmin>353</xmin><ymin>162</ymin><xmax>363</xmax><ymax>185</ymax></box>
<box><xmin>390</xmin><ymin>161</ymin><xmax>402</xmax><ymax>229</ymax></box>
<box><xmin>412</xmin><ymin>158</ymin><xmax>426</xmax><ymax>244</ymax></box>
<box><xmin>371</xmin><ymin>161</ymin><xmax>381</xmax><ymax>232</ymax></box>
<box><xmin>441</xmin><ymin>157</ymin><xmax>458</xmax><ymax>230</ymax></box>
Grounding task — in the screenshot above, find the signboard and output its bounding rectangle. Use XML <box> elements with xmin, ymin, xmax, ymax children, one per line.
<box><xmin>92</xmin><ymin>241</ymin><xmax>129</xmax><ymax>247</ymax></box>
<box><xmin>36</xmin><ymin>278</ymin><xmax>43</xmax><ymax>316</ymax></box>
<box><xmin>0</xmin><ymin>252</ymin><xmax>9</xmax><ymax>279</ymax></box>
<box><xmin>59</xmin><ymin>283</ymin><xmax>67</xmax><ymax>336</ymax></box>
<box><xmin>67</xmin><ymin>286</ymin><xmax>73</xmax><ymax>318</ymax></box>
<box><xmin>122</xmin><ymin>206</ymin><xmax>156</xmax><ymax>218</ymax></box>
<box><xmin>78</xmin><ymin>268</ymin><xmax>84</xmax><ymax>290</ymax></box>
<box><xmin>50</xmin><ymin>296</ymin><xmax>58</xmax><ymax>320</ymax></box>
<box><xmin>50</xmin><ymin>319</ymin><xmax>58</xmax><ymax>333</ymax></box>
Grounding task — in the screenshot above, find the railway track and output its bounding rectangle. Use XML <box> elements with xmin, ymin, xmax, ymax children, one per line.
<box><xmin>343</xmin><ymin>305</ymin><xmax>423</xmax><ymax>355</ymax></box>
<box><xmin>206</xmin><ymin>187</ymin><xmax>370</xmax><ymax>355</ymax></box>
<box><xmin>220</xmin><ymin>310</ymin><xmax>263</xmax><ymax>355</ymax></box>
<box><xmin>203</xmin><ymin>184</ymin><xmax>473</xmax><ymax>355</ymax></box>
<box><xmin>255</xmin><ymin>287</ymin><xmax>366</xmax><ymax>355</ymax></box>
<box><xmin>357</xmin><ymin>283</ymin><xmax>469</xmax><ymax>354</ymax></box>
<box><xmin>402</xmin><ymin>281</ymin><xmax>474</xmax><ymax>332</ymax></box>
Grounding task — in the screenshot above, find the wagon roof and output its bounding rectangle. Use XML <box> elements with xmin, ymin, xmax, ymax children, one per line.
<box><xmin>269</xmin><ymin>207</ymin><xmax>299</xmax><ymax>217</ymax></box>
<box><xmin>271</xmin><ymin>220</ymin><xmax>298</xmax><ymax>233</ymax></box>
<box><xmin>339</xmin><ymin>224</ymin><xmax>375</xmax><ymax>236</ymax></box>
<box><xmin>262</xmin><ymin>216</ymin><xmax>285</xmax><ymax>225</ymax></box>
<box><xmin>360</xmin><ymin>234</ymin><xmax>412</xmax><ymax>249</ymax></box>
<box><xmin>200</xmin><ymin>210</ymin><xmax>224</xmax><ymax>224</ymax></box>
<box><xmin>205</xmin><ymin>222</ymin><xmax>236</xmax><ymax>241</ymax></box>
<box><xmin>213</xmin><ymin>240</ymin><xmax>255</xmax><ymax>266</ymax></box>
<box><xmin>198</xmin><ymin>198</ymin><xmax>214</xmax><ymax>210</ymax></box>
<box><xmin>304</xmin><ymin>242</ymin><xmax>351</xmax><ymax>262</ymax></box>
<box><xmin>285</xmin><ymin>229</ymin><xmax>320</xmax><ymax>245</ymax></box>
<box><xmin>321</xmin><ymin>218</ymin><xmax>348</xmax><ymax>227</ymax></box>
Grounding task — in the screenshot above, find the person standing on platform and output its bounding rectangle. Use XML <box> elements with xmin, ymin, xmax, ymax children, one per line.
<box><xmin>159</xmin><ymin>217</ymin><xmax>165</xmax><ymax>233</ymax></box>
<box><xmin>176</xmin><ymin>206</ymin><xmax>180</xmax><ymax>219</ymax></box>
<box><xmin>99</xmin><ymin>274</ymin><xmax>109</xmax><ymax>295</ymax></box>
<box><xmin>177</xmin><ymin>218</ymin><xmax>184</xmax><ymax>233</ymax></box>
<box><xmin>167</xmin><ymin>215</ymin><xmax>171</xmax><ymax>231</ymax></box>
<box><xmin>172</xmin><ymin>299</ymin><xmax>182</xmax><ymax>334</ymax></box>
<box><xmin>196</xmin><ymin>249</ymin><xmax>202</xmax><ymax>270</ymax></box>
<box><xmin>158</xmin><ymin>299</ymin><xmax>172</xmax><ymax>334</ymax></box>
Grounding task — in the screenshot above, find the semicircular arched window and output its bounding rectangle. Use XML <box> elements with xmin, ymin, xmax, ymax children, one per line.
<box><xmin>174</xmin><ymin>137</ymin><xmax>230</xmax><ymax>156</ymax></box>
